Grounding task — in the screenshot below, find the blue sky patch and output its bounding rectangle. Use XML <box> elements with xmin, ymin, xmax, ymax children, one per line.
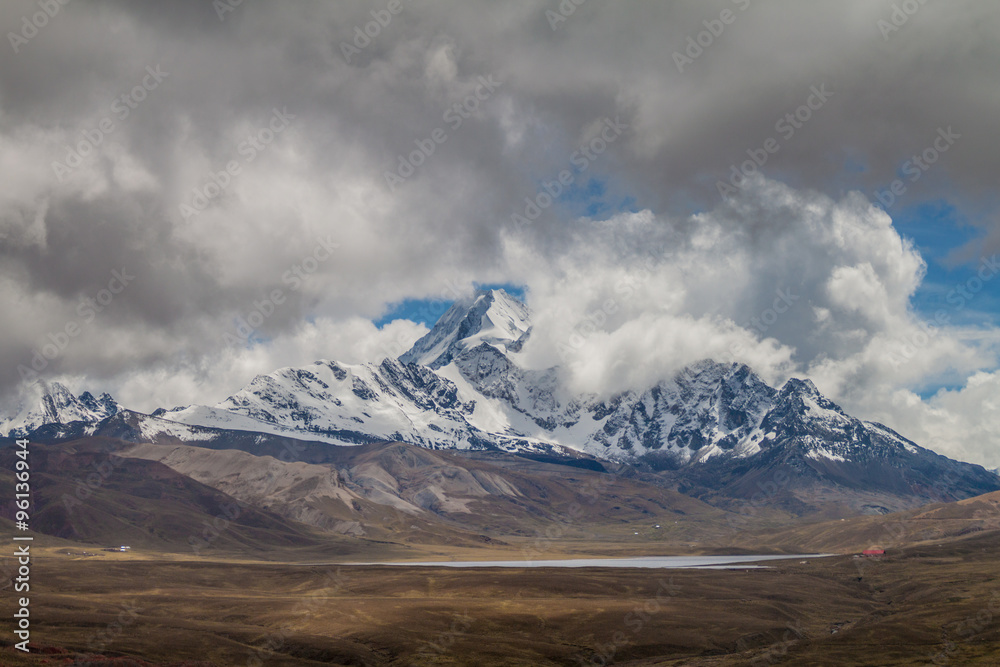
<box><xmin>375</xmin><ymin>282</ymin><xmax>527</xmax><ymax>328</ymax></box>
<box><xmin>892</xmin><ymin>200</ymin><xmax>996</xmax><ymax>327</ymax></box>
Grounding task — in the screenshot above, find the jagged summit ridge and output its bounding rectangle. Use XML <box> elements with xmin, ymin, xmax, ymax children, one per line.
<box><xmin>162</xmin><ymin>357</ymin><xmax>570</xmax><ymax>455</ymax></box>
<box><xmin>399</xmin><ymin>288</ymin><xmax>530</xmax><ymax>369</ymax></box>
<box><xmin>0</xmin><ymin>381</ymin><xmax>120</xmax><ymax>438</ymax></box>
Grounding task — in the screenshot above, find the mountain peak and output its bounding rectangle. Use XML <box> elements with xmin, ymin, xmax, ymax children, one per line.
<box><xmin>0</xmin><ymin>382</ymin><xmax>121</xmax><ymax>438</ymax></box>
<box><xmin>780</xmin><ymin>377</ymin><xmax>820</xmax><ymax>395</ymax></box>
<box><xmin>400</xmin><ymin>288</ymin><xmax>530</xmax><ymax>368</ymax></box>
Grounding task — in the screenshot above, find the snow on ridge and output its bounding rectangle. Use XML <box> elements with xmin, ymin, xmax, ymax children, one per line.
<box><xmin>3</xmin><ymin>289</ymin><xmax>937</xmax><ymax>473</ymax></box>
<box><xmin>864</xmin><ymin>421</ymin><xmax>919</xmax><ymax>454</ymax></box>
<box><xmin>400</xmin><ymin>288</ymin><xmax>530</xmax><ymax>368</ymax></box>
<box><xmin>800</xmin><ymin>394</ymin><xmax>850</xmax><ymax>424</ymax></box>
<box><xmin>137</xmin><ymin>415</ymin><xmax>217</xmax><ymax>442</ymax></box>
<box><xmin>0</xmin><ymin>381</ymin><xmax>120</xmax><ymax>437</ymax></box>
<box><xmin>163</xmin><ymin>404</ymin><xmax>371</xmax><ymax>446</ymax></box>
<box><xmin>806</xmin><ymin>447</ymin><xmax>847</xmax><ymax>463</ymax></box>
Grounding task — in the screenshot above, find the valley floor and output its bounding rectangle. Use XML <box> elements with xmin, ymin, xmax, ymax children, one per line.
<box><xmin>4</xmin><ymin>531</ymin><xmax>1000</xmax><ymax>666</ymax></box>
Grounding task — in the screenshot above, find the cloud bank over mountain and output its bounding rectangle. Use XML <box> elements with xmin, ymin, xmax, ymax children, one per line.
<box><xmin>1</xmin><ymin>0</ymin><xmax>998</xmax><ymax>465</ymax></box>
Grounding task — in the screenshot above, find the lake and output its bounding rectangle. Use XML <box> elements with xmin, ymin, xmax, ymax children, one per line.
<box><xmin>346</xmin><ymin>554</ymin><xmax>834</xmax><ymax>569</ymax></box>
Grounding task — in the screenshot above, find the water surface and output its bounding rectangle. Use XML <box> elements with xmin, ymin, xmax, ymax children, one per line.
<box><xmin>349</xmin><ymin>554</ymin><xmax>833</xmax><ymax>569</ymax></box>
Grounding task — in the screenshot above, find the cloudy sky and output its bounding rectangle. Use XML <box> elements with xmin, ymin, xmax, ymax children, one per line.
<box><xmin>2</xmin><ymin>0</ymin><xmax>999</xmax><ymax>466</ymax></box>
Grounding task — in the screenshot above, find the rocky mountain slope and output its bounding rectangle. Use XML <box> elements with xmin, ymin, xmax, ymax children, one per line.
<box><xmin>117</xmin><ymin>438</ymin><xmax>731</xmax><ymax>546</ymax></box>
<box><xmin>0</xmin><ymin>438</ymin><xmax>335</xmax><ymax>554</ymax></box>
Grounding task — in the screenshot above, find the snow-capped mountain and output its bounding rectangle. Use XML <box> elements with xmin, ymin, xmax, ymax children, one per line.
<box><xmin>161</xmin><ymin>289</ymin><xmax>573</xmax><ymax>454</ymax></box>
<box><xmin>400</xmin><ymin>289</ymin><xmax>531</xmax><ymax>368</ymax></box>
<box><xmin>156</xmin><ymin>289</ymin><xmax>981</xmax><ymax>468</ymax></box>
<box><xmin>0</xmin><ymin>380</ymin><xmax>120</xmax><ymax>438</ymax></box>
<box><xmin>580</xmin><ymin>360</ymin><xmax>779</xmax><ymax>462</ymax></box>
<box><xmin>5</xmin><ymin>288</ymin><xmax>999</xmax><ymax>510</ymax></box>
<box><xmin>675</xmin><ymin>373</ymin><xmax>1000</xmax><ymax>512</ymax></box>
<box><xmin>161</xmin><ymin>355</ymin><xmax>570</xmax><ymax>455</ymax></box>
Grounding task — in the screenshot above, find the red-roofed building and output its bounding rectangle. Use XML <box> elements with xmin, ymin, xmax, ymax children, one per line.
<box><xmin>862</xmin><ymin>549</ymin><xmax>885</xmax><ymax>557</ymax></box>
